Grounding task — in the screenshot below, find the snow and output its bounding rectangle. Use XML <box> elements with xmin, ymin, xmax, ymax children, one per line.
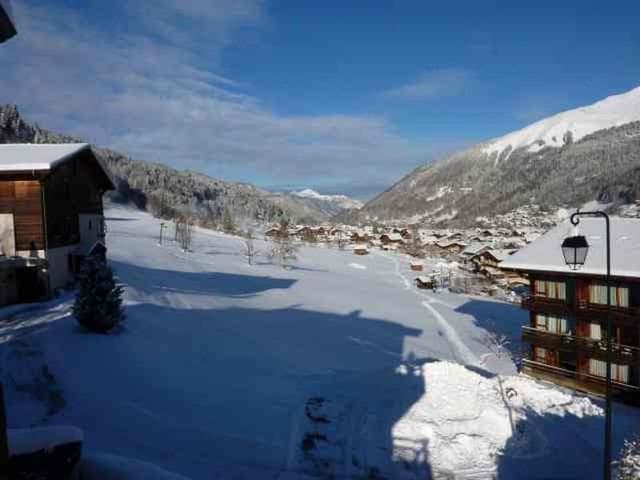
<box><xmin>482</xmin><ymin>86</ymin><xmax>640</xmax><ymax>159</ymax></box>
<box><xmin>9</xmin><ymin>426</ymin><xmax>83</xmax><ymax>456</ymax></box>
<box><xmin>290</xmin><ymin>188</ymin><xmax>363</xmax><ymax>210</ymax></box>
<box><xmin>392</xmin><ymin>361</ymin><xmax>604</xmax><ymax>478</ymax></box>
<box><xmin>348</xmin><ymin>263</ymin><xmax>367</xmax><ymax>270</ymax></box>
<box><xmin>0</xmin><ymin>143</ymin><xmax>89</xmax><ymax>171</ymax></box>
<box><xmin>2</xmin><ymin>205</ymin><xmax>639</xmax><ymax>479</ymax></box>
<box><xmin>502</xmin><ymin>217</ymin><xmax>640</xmax><ymax>277</ymax></box>
<box><xmin>81</xmin><ymin>453</ymin><xmax>191</xmax><ymax>480</ymax></box>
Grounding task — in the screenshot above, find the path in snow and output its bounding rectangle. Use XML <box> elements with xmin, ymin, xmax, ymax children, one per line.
<box><xmin>374</xmin><ymin>251</ymin><xmax>480</xmax><ymax>367</ymax></box>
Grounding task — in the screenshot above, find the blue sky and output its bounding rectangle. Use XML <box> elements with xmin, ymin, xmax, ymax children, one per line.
<box><xmin>2</xmin><ymin>1</ymin><xmax>640</xmax><ymax>199</ymax></box>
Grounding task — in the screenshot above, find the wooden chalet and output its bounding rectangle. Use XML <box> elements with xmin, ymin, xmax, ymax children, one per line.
<box><xmin>353</xmin><ymin>244</ymin><xmax>369</xmax><ymax>256</ymax></box>
<box><xmin>436</xmin><ymin>240</ymin><xmax>467</xmax><ymax>255</ymax></box>
<box><xmin>0</xmin><ymin>144</ymin><xmax>114</xmax><ymax>306</ymax></box>
<box><xmin>410</xmin><ymin>260</ymin><xmax>424</xmax><ymax>272</ymax></box>
<box><xmin>502</xmin><ymin>218</ymin><xmax>640</xmax><ymax>404</ymax></box>
<box><xmin>380</xmin><ymin>232</ymin><xmax>404</xmax><ymax>246</ymax></box>
<box><xmin>416</xmin><ymin>276</ymin><xmax>435</xmax><ymax>290</ymax></box>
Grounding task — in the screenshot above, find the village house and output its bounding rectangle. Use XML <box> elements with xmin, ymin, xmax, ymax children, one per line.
<box><xmin>502</xmin><ymin>218</ymin><xmax>640</xmax><ymax>403</ymax></box>
<box><xmin>380</xmin><ymin>232</ymin><xmax>404</xmax><ymax>246</ymax></box>
<box><xmin>0</xmin><ymin>144</ymin><xmax>115</xmax><ymax>306</ymax></box>
<box><xmin>436</xmin><ymin>240</ymin><xmax>467</xmax><ymax>255</ymax></box>
<box><xmin>353</xmin><ymin>244</ymin><xmax>369</xmax><ymax>256</ymax></box>
<box><xmin>410</xmin><ymin>260</ymin><xmax>424</xmax><ymax>272</ymax></box>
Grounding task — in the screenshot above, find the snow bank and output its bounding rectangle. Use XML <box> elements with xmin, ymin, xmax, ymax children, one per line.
<box><xmin>9</xmin><ymin>426</ymin><xmax>83</xmax><ymax>456</ymax></box>
<box><xmin>392</xmin><ymin>362</ymin><xmax>602</xmax><ymax>478</ymax></box>
<box><xmin>80</xmin><ymin>453</ymin><xmax>191</xmax><ymax>480</ymax></box>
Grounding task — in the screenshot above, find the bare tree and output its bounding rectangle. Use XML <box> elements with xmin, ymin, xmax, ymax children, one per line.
<box><xmin>174</xmin><ymin>215</ymin><xmax>193</xmax><ymax>251</ymax></box>
<box><xmin>617</xmin><ymin>434</ymin><xmax>640</xmax><ymax>479</ymax></box>
<box><xmin>268</xmin><ymin>219</ymin><xmax>299</xmax><ymax>268</ymax></box>
<box><xmin>242</xmin><ymin>226</ymin><xmax>258</xmax><ymax>265</ymax></box>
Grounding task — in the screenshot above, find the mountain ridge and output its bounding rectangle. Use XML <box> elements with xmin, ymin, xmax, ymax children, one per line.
<box><xmin>356</xmin><ymin>86</ymin><xmax>640</xmax><ymax>226</ymax></box>
<box><xmin>0</xmin><ymin>104</ymin><xmax>358</xmax><ymax>226</ymax></box>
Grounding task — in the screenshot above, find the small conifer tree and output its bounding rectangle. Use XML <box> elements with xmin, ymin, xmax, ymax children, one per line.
<box><xmin>73</xmin><ymin>257</ymin><xmax>125</xmax><ymax>333</ymax></box>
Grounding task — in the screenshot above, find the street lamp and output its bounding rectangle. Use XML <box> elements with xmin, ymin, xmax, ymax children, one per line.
<box><xmin>562</xmin><ymin>210</ymin><xmax>612</xmax><ymax>480</ymax></box>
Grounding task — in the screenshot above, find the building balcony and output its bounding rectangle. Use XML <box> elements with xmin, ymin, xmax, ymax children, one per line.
<box><xmin>575</xmin><ymin>300</ymin><xmax>640</xmax><ymax>326</ymax></box>
<box><xmin>522</xmin><ymin>359</ymin><xmax>640</xmax><ymax>403</ymax></box>
<box><xmin>520</xmin><ymin>295</ymin><xmax>571</xmax><ymax>316</ymax></box>
<box><xmin>522</xmin><ymin>326</ymin><xmax>640</xmax><ymax>365</ymax></box>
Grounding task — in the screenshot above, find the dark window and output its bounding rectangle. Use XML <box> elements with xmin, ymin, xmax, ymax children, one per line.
<box><xmin>89</xmin><ymin>220</ymin><xmax>92</xmax><ymax>230</ymax></box>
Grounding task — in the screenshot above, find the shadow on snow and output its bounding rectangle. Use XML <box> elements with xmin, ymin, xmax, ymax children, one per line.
<box><xmin>109</xmin><ymin>260</ymin><xmax>298</xmax><ymax>299</ymax></box>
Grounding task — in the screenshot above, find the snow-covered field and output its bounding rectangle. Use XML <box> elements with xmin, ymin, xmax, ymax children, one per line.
<box><xmin>2</xmin><ymin>206</ymin><xmax>639</xmax><ymax>479</ymax></box>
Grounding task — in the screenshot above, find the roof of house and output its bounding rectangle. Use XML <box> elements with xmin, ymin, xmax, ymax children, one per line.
<box><xmin>0</xmin><ymin>143</ymin><xmax>93</xmax><ymax>171</ymax></box>
<box><xmin>501</xmin><ymin>217</ymin><xmax>640</xmax><ymax>278</ymax></box>
<box><xmin>0</xmin><ymin>143</ymin><xmax>116</xmax><ymax>190</ymax></box>
<box><xmin>0</xmin><ymin>0</ymin><xmax>17</xmax><ymax>43</ymax></box>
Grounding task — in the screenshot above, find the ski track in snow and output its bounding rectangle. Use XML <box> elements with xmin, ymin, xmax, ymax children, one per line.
<box><xmin>374</xmin><ymin>251</ymin><xmax>480</xmax><ymax>367</ymax></box>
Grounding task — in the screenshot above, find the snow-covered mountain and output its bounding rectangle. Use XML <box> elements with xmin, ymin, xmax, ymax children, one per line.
<box><xmin>290</xmin><ymin>188</ymin><xmax>363</xmax><ymax>214</ymax></box>
<box><xmin>483</xmin><ymin>86</ymin><xmax>640</xmax><ymax>159</ymax></box>
<box><xmin>358</xmin><ymin>86</ymin><xmax>640</xmax><ymax>225</ymax></box>
<box><xmin>0</xmin><ymin>104</ymin><xmax>339</xmax><ymax>225</ymax></box>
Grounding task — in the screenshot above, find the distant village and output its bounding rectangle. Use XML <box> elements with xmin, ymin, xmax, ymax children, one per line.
<box><xmin>264</xmin><ymin>204</ymin><xmax>559</xmax><ymax>300</ymax></box>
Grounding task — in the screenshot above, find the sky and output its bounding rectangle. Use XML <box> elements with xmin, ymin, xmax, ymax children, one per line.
<box><xmin>2</xmin><ymin>1</ymin><xmax>640</xmax><ymax>200</ymax></box>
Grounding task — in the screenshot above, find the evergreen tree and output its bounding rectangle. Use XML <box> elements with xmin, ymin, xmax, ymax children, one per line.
<box><xmin>222</xmin><ymin>208</ymin><xmax>235</xmax><ymax>234</ymax></box>
<box><xmin>72</xmin><ymin>257</ymin><xmax>125</xmax><ymax>333</ymax></box>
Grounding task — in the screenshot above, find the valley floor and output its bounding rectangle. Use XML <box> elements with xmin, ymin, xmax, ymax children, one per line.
<box><xmin>1</xmin><ymin>206</ymin><xmax>639</xmax><ymax>479</ymax></box>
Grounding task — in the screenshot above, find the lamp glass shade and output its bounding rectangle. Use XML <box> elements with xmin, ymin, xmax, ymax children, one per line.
<box><xmin>561</xmin><ymin>235</ymin><xmax>589</xmax><ymax>269</ymax></box>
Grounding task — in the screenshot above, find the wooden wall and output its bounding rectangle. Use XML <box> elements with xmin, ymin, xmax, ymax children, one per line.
<box><xmin>0</xmin><ymin>176</ymin><xmax>44</xmax><ymax>251</ymax></box>
<box><xmin>44</xmin><ymin>150</ymin><xmax>106</xmax><ymax>249</ymax></box>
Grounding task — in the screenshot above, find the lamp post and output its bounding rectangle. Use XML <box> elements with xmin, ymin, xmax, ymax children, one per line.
<box><xmin>159</xmin><ymin>222</ymin><xmax>166</xmax><ymax>245</ymax></box>
<box><xmin>561</xmin><ymin>210</ymin><xmax>612</xmax><ymax>480</ymax></box>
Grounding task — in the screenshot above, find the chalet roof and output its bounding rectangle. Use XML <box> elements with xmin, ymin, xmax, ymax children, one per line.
<box><xmin>0</xmin><ymin>0</ymin><xmax>17</xmax><ymax>43</ymax></box>
<box><xmin>0</xmin><ymin>143</ymin><xmax>91</xmax><ymax>171</ymax></box>
<box><xmin>462</xmin><ymin>243</ymin><xmax>490</xmax><ymax>255</ymax></box>
<box><xmin>0</xmin><ymin>143</ymin><xmax>116</xmax><ymax>190</ymax></box>
<box><xmin>501</xmin><ymin>217</ymin><xmax>640</xmax><ymax>278</ymax></box>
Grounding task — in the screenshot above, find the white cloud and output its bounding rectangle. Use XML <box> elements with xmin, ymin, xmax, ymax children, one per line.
<box><xmin>0</xmin><ymin>1</ymin><xmax>442</xmax><ymax>197</ymax></box>
<box><xmin>385</xmin><ymin>68</ymin><xmax>472</xmax><ymax>100</ymax></box>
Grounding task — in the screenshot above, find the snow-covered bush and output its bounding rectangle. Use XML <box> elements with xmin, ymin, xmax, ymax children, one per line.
<box><xmin>72</xmin><ymin>257</ymin><xmax>125</xmax><ymax>333</ymax></box>
<box><xmin>617</xmin><ymin>435</ymin><xmax>640</xmax><ymax>479</ymax></box>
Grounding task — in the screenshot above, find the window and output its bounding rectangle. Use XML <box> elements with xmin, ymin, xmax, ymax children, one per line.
<box><xmin>535</xmin><ymin>314</ymin><xmax>572</xmax><ymax>334</ymax></box>
<box><xmin>588</xmin><ymin>359</ymin><xmax>629</xmax><ymax>383</ymax></box>
<box><xmin>589</xmin><ymin>284</ymin><xmax>629</xmax><ymax>308</ymax></box>
<box><xmin>88</xmin><ymin>220</ymin><xmax>92</xmax><ymax>231</ymax></box>
<box><xmin>534</xmin><ymin>346</ymin><xmax>548</xmax><ymax>363</ymax></box>
<box><xmin>589</xmin><ymin>322</ymin><xmax>602</xmax><ymax>341</ymax></box>
<box><xmin>534</xmin><ymin>279</ymin><xmax>566</xmax><ymax>300</ymax></box>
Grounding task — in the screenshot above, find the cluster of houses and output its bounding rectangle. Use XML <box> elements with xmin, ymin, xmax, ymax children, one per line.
<box><xmin>265</xmin><ymin>221</ymin><xmax>541</xmax><ymax>296</ymax></box>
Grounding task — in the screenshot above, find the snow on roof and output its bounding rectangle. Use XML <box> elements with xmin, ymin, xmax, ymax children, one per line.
<box><xmin>0</xmin><ymin>143</ymin><xmax>90</xmax><ymax>171</ymax></box>
<box><xmin>501</xmin><ymin>217</ymin><xmax>640</xmax><ymax>278</ymax></box>
<box><xmin>462</xmin><ymin>243</ymin><xmax>490</xmax><ymax>255</ymax></box>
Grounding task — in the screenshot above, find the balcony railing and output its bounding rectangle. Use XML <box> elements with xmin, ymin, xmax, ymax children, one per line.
<box><xmin>523</xmin><ymin>359</ymin><xmax>640</xmax><ymax>394</ymax></box>
<box><xmin>520</xmin><ymin>295</ymin><xmax>571</xmax><ymax>316</ymax></box>
<box><xmin>575</xmin><ymin>300</ymin><xmax>640</xmax><ymax>324</ymax></box>
<box><xmin>522</xmin><ymin>326</ymin><xmax>640</xmax><ymax>365</ymax></box>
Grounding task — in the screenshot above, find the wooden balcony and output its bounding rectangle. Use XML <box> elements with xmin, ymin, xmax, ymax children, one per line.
<box><xmin>520</xmin><ymin>295</ymin><xmax>571</xmax><ymax>316</ymax></box>
<box><xmin>575</xmin><ymin>300</ymin><xmax>640</xmax><ymax>326</ymax></box>
<box><xmin>522</xmin><ymin>359</ymin><xmax>640</xmax><ymax>403</ymax></box>
<box><xmin>522</xmin><ymin>326</ymin><xmax>640</xmax><ymax>365</ymax></box>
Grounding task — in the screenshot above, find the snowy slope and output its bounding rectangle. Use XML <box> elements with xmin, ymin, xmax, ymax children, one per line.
<box><xmin>291</xmin><ymin>189</ymin><xmax>363</xmax><ymax>210</ymax></box>
<box><xmin>2</xmin><ymin>206</ymin><xmax>639</xmax><ymax>479</ymax></box>
<box><xmin>483</xmin><ymin>86</ymin><xmax>640</xmax><ymax>157</ymax></box>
